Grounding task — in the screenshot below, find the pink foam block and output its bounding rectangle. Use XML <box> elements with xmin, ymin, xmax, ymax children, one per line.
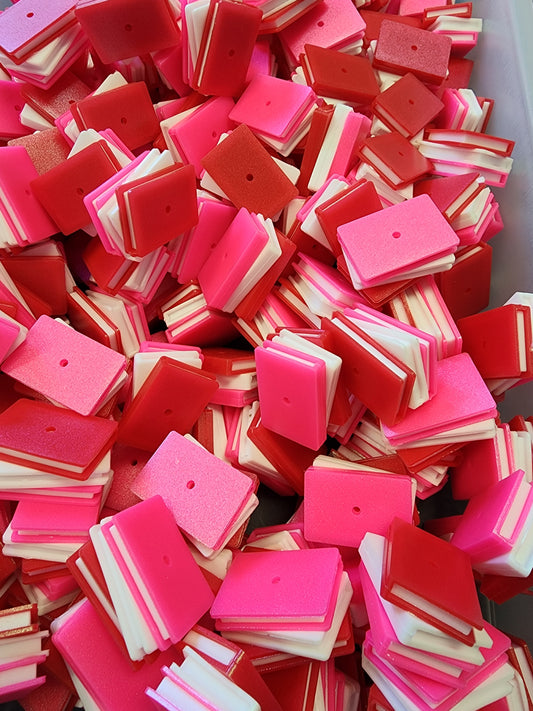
<box><xmin>382</xmin><ymin>352</ymin><xmax>497</xmax><ymax>447</ymax></box>
<box><xmin>198</xmin><ymin>207</ymin><xmax>269</xmax><ymax>312</ymax></box>
<box><xmin>337</xmin><ymin>194</ymin><xmax>459</xmax><ymax>288</ymax></box>
<box><xmin>363</xmin><ymin>632</ymin><xmax>511</xmax><ymax>711</ymax></box>
<box><xmin>10</xmin><ymin>496</ymin><xmax>100</xmax><ymax>538</ymax></box>
<box><xmin>168</xmin><ymin>96</ymin><xmax>235</xmax><ymax>176</ymax></box>
<box><xmin>230</xmin><ymin>74</ymin><xmax>316</xmax><ymax>140</ymax></box>
<box><xmin>255</xmin><ymin>340</ymin><xmax>328</xmax><ymax>450</ymax></box>
<box><xmin>1</xmin><ymin>314</ymin><xmax>127</xmax><ymax>416</ymax></box>
<box><xmin>304</xmin><ymin>466</ymin><xmax>413</xmax><ymax>547</ymax></box>
<box><xmin>175</xmin><ymin>197</ymin><xmax>238</xmax><ymax>284</ymax></box>
<box><xmin>131</xmin><ymin>431</ymin><xmax>257</xmax><ymax>553</ymax></box>
<box><xmin>451</xmin><ymin>469</ymin><xmax>533</xmax><ymax>563</ymax></box>
<box><xmin>0</xmin><ymin>146</ymin><xmax>57</xmax><ymax>245</ymax></box>
<box><xmin>82</xmin><ymin>151</ymin><xmax>150</xmax><ymax>256</ymax></box>
<box><xmin>109</xmin><ymin>496</ymin><xmax>215</xmax><ymax>643</ymax></box>
<box><xmin>0</xmin><ymin>398</ymin><xmax>117</xmax><ymax>479</ymax></box>
<box><xmin>0</xmin><ymin>0</ymin><xmax>77</xmax><ymax>57</ymax></box>
<box><xmin>211</xmin><ymin>547</ymin><xmax>343</xmax><ymax>631</ymax></box>
<box><xmin>278</xmin><ymin>0</ymin><xmax>366</xmax><ymax>67</ymax></box>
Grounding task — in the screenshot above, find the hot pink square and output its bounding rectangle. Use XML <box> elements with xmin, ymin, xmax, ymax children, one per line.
<box><xmin>131</xmin><ymin>431</ymin><xmax>255</xmax><ymax>551</ymax></box>
<box><xmin>1</xmin><ymin>315</ymin><xmax>127</xmax><ymax>416</ymax></box>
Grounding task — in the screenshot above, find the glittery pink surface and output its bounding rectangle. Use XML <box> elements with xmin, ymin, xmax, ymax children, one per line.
<box><xmin>382</xmin><ymin>352</ymin><xmax>498</xmax><ymax>445</ymax></box>
<box><xmin>132</xmin><ymin>431</ymin><xmax>255</xmax><ymax>550</ymax></box>
<box><xmin>2</xmin><ymin>315</ymin><xmax>127</xmax><ymax>416</ymax></box>
<box><xmin>0</xmin><ymin>398</ymin><xmax>117</xmax><ymax>477</ymax></box>
<box><xmin>8</xmin><ymin>129</ymin><xmax>71</xmax><ymax>176</ymax></box>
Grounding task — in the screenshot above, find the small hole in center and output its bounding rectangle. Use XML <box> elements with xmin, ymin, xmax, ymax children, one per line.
<box><xmin>59</xmin><ymin>359</ymin><xmax>68</xmax><ymax>367</ymax></box>
<box><xmin>45</xmin><ymin>426</ymin><xmax>56</xmax><ymax>433</ymax></box>
<box><xmin>392</xmin><ymin>231</ymin><xmax>401</xmax><ymax>239</ymax></box>
<box><xmin>317</xmin><ymin>20</ymin><xmax>324</xmax><ymax>26</ymax></box>
<box><xmin>163</xmin><ymin>408</ymin><xmax>172</xmax><ymax>415</ymax></box>
<box><xmin>246</xmin><ymin>173</ymin><xmax>254</xmax><ymax>181</ymax></box>
<box><xmin>120</xmin><ymin>117</ymin><xmax>127</xmax><ymax>125</ymax></box>
<box><xmin>131</xmin><ymin>459</ymin><xmax>138</xmax><ymax>466</ymax></box>
<box><xmin>186</xmin><ymin>480</ymin><xmax>195</xmax><ymax>489</ymax></box>
<box><xmin>125</xmin><ymin>23</ymin><xmax>133</xmax><ymax>31</ymax></box>
<box><xmin>272</xmin><ymin>576</ymin><xmax>281</xmax><ymax>584</ymax></box>
<box><xmin>352</xmin><ymin>506</ymin><xmax>361</xmax><ymax>515</ymax></box>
